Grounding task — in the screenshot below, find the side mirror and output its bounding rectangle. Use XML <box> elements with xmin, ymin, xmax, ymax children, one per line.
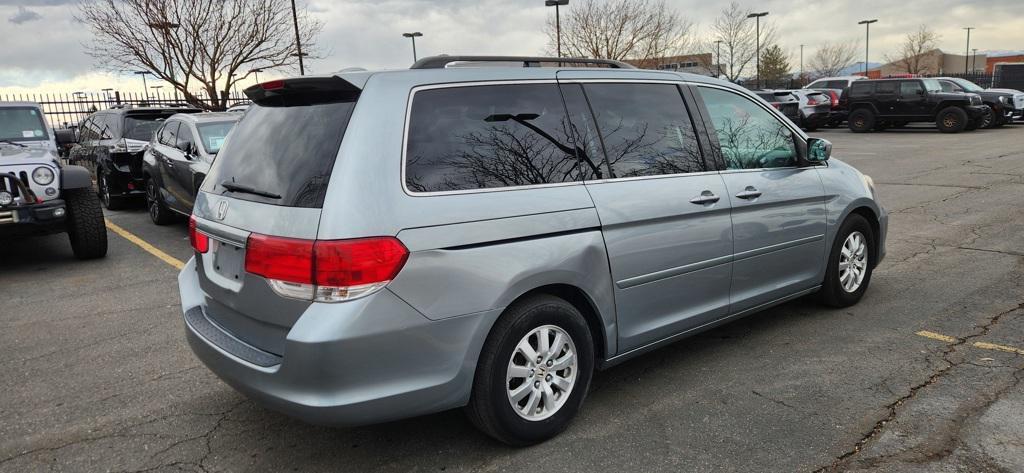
<box><xmin>54</xmin><ymin>129</ymin><xmax>78</xmax><ymax>146</ymax></box>
<box><xmin>178</xmin><ymin>140</ymin><xmax>195</xmax><ymax>156</ymax></box>
<box><xmin>806</xmin><ymin>138</ymin><xmax>832</xmax><ymax>163</ymax></box>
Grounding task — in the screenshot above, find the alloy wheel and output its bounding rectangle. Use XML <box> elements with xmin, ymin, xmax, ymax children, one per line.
<box><xmin>506</xmin><ymin>325</ymin><xmax>578</xmax><ymax>421</ymax></box>
<box><xmin>146</xmin><ymin>180</ymin><xmax>159</xmax><ymax>221</ymax></box>
<box><xmin>99</xmin><ymin>174</ymin><xmax>111</xmax><ymax>208</ymax></box>
<box><xmin>838</xmin><ymin>231</ymin><xmax>868</xmax><ymax>293</ymax></box>
<box><xmin>942</xmin><ymin>114</ymin><xmax>958</xmax><ymax>129</ymax></box>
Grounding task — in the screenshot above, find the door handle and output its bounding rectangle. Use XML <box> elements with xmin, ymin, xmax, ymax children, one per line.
<box><xmin>735</xmin><ymin>186</ymin><xmax>762</xmax><ymax>200</ymax></box>
<box><xmin>689</xmin><ymin>190</ymin><xmax>720</xmax><ymax>205</ymax></box>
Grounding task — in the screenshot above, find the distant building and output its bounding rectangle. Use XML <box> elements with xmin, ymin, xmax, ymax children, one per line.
<box><xmin>625</xmin><ymin>53</ymin><xmax>718</xmax><ymax>76</ymax></box>
<box><xmin>866</xmin><ymin>49</ymin><xmax>987</xmax><ymax>77</ymax></box>
<box><xmin>986</xmin><ymin>52</ymin><xmax>1024</xmax><ymax>74</ymax></box>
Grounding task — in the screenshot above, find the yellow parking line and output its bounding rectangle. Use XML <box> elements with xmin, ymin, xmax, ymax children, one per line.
<box><xmin>104</xmin><ymin>218</ymin><xmax>185</xmax><ymax>270</ymax></box>
<box><xmin>916</xmin><ymin>330</ymin><xmax>1024</xmax><ymax>356</ymax></box>
<box><xmin>972</xmin><ymin>342</ymin><xmax>1024</xmax><ymax>356</ymax></box>
<box><xmin>915</xmin><ymin>330</ymin><xmax>958</xmax><ymax>343</ymax></box>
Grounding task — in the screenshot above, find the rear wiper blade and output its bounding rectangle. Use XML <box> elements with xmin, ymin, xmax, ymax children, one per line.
<box><xmin>0</xmin><ymin>140</ymin><xmax>27</xmax><ymax>148</ymax></box>
<box><xmin>219</xmin><ymin>181</ymin><xmax>281</xmax><ymax>199</ymax></box>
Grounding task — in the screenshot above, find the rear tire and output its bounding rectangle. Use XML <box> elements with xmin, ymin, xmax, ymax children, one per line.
<box><xmin>65</xmin><ymin>188</ymin><xmax>108</xmax><ymax>260</ymax></box>
<box><xmin>848</xmin><ymin>109</ymin><xmax>875</xmax><ymax>133</ymax></box>
<box><xmin>936</xmin><ymin>107</ymin><xmax>968</xmax><ymax>133</ymax></box>
<box><xmin>819</xmin><ymin>214</ymin><xmax>874</xmax><ymax>308</ymax></box>
<box><xmin>146</xmin><ymin>177</ymin><xmax>177</xmax><ymax>225</ymax></box>
<box><xmin>466</xmin><ymin>294</ymin><xmax>594</xmax><ymax>446</ymax></box>
<box><xmin>97</xmin><ymin>170</ymin><xmax>125</xmax><ymax>210</ymax></box>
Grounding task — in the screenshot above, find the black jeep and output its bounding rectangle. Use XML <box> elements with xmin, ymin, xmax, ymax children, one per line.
<box><xmin>67</xmin><ymin>106</ymin><xmax>200</xmax><ymax>209</ymax></box>
<box><xmin>844</xmin><ymin>78</ymin><xmax>987</xmax><ymax>133</ymax></box>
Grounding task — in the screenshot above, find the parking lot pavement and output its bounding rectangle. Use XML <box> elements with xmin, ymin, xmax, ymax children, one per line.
<box><xmin>2</xmin><ymin>125</ymin><xmax>1022</xmax><ymax>472</ymax></box>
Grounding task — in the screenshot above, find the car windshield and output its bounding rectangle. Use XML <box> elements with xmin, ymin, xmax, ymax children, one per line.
<box><xmin>123</xmin><ymin>116</ymin><xmax>165</xmax><ymax>141</ymax></box>
<box><xmin>196</xmin><ymin>121</ymin><xmax>237</xmax><ymax>154</ymax></box>
<box><xmin>951</xmin><ymin>78</ymin><xmax>984</xmax><ymax>92</ymax></box>
<box><xmin>921</xmin><ymin>79</ymin><xmax>943</xmax><ymax>93</ymax></box>
<box><xmin>0</xmin><ymin>107</ymin><xmax>49</xmax><ymax>142</ymax></box>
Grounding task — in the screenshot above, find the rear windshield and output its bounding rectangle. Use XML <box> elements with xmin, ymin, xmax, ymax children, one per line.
<box><xmin>0</xmin><ymin>107</ymin><xmax>49</xmax><ymax>142</ymax></box>
<box><xmin>123</xmin><ymin>115</ymin><xmax>169</xmax><ymax>141</ymax></box>
<box><xmin>202</xmin><ymin>101</ymin><xmax>356</xmax><ymax>208</ymax></box>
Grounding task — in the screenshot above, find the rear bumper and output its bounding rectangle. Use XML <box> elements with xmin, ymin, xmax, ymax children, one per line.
<box><xmin>178</xmin><ymin>257</ymin><xmax>500</xmax><ymax>426</ymax></box>
<box><xmin>105</xmin><ymin>164</ymin><xmax>146</xmax><ymax>198</ymax></box>
<box><xmin>801</xmin><ymin>111</ymin><xmax>831</xmax><ymax>127</ymax></box>
<box><xmin>0</xmin><ymin>199</ymin><xmax>66</xmax><ymax>238</ymax></box>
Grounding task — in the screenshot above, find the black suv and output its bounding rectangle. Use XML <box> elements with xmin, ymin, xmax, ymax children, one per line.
<box><xmin>845</xmin><ymin>78</ymin><xmax>986</xmax><ymax>133</ymax></box>
<box><xmin>67</xmin><ymin>106</ymin><xmax>200</xmax><ymax>209</ymax></box>
<box><xmin>936</xmin><ymin>77</ymin><xmax>1017</xmax><ymax>128</ymax></box>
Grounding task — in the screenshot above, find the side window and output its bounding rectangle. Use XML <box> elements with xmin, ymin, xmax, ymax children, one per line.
<box><xmin>850</xmin><ymin>82</ymin><xmax>873</xmax><ymax>98</ymax></box>
<box><xmin>876</xmin><ymin>81</ymin><xmax>898</xmax><ymax>96</ymax></box>
<box><xmin>826</xmin><ymin>81</ymin><xmax>846</xmax><ymax>90</ymax></box>
<box><xmin>159</xmin><ymin>121</ymin><xmax>179</xmax><ymax>146</ymax></box>
<box><xmin>175</xmin><ymin>124</ymin><xmax>196</xmax><ymax>151</ymax></box>
<box><xmin>560</xmin><ymin>84</ymin><xmax>608</xmax><ymax>180</ymax></box>
<box><xmin>939</xmin><ymin>81</ymin><xmax>959</xmax><ymax>93</ymax></box>
<box><xmin>698</xmin><ymin>87</ymin><xmax>797</xmax><ymax>170</ymax></box>
<box><xmin>900</xmin><ymin>81</ymin><xmax>924</xmax><ymax>98</ymax></box>
<box><xmin>582</xmin><ymin>83</ymin><xmax>705</xmax><ymax>178</ymax></box>
<box><xmin>405</xmin><ymin>83</ymin><xmax>580</xmax><ymax>193</ymax></box>
<box><xmin>77</xmin><ymin>118</ymin><xmax>94</xmax><ymax>141</ymax></box>
<box><xmin>94</xmin><ymin>114</ymin><xmax>114</xmax><ymax>140</ymax></box>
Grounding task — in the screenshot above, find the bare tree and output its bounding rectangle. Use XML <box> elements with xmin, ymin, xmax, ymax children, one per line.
<box><xmin>545</xmin><ymin>0</ymin><xmax>694</xmax><ymax>66</ymax></box>
<box><xmin>808</xmin><ymin>41</ymin><xmax>860</xmax><ymax>77</ymax></box>
<box><xmin>78</xmin><ymin>0</ymin><xmax>321</xmax><ymax>110</ymax></box>
<box><xmin>697</xmin><ymin>2</ymin><xmax>778</xmax><ymax>82</ymax></box>
<box><xmin>885</xmin><ymin>25</ymin><xmax>941</xmax><ymax>75</ymax></box>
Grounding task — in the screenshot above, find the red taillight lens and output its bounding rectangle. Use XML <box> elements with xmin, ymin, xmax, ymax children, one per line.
<box><xmin>244</xmin><ymin>234</ymin><xmax>314</xmax><ymax>284</ymax></box>
<box><xmin>829</xmin><ymin>91</ymin><xmax>840</xmax><ymax>108</ymax></box>
<box><xmin>314</xmin><ymin>237</ymin><xmax>409</xmax><ymax>287</ymax></box>
<box><xmin>189</xmin><ymin>216</ymin><xmax>209</xmax><ymax>254</ymax></box>
<box><xmin>260</xmin><ymin>79</ymin><xmax>285</xmax><ymax>90</ymax></box>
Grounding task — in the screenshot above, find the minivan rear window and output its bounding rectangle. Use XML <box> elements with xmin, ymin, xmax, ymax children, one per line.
<box><xmin>202</xmin><ymin>101</ymin><xmax>356</xmax><ymax>208</ymax></box>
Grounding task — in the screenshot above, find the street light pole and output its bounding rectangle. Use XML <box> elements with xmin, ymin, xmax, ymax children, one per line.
<box><xmin>715</xmin><ymin>39</ymin><xmax>723</xmax><ymax>78</ymax></box>
<box><xmin>971</xmin><ymin>48</ymin><xmax>978</xmax><ymax>74</ymax></box>
<box><xmin>858</xmin><ymin>19</ymin><xmax>878</xmax><ymax>77</ymax></box>
<box><xmin>251</xmin><ymin>68</ymin><xmax>263</xmax><ymax>85</ymax></box>
<box><xmin>134</xmin><ymin>71</ymin><xmax>149</xmax><ymax>99</ymax></box>
<box><xmin>402</xmin><ymin>32</ymin><xmax>423</xmax><ymax>62</ymax></box>
<box><xmin>545</xmin><ymin>0</ymin><xmax>569</xmax><ymax>58</ymax></box>
<box><xmin>799</xmin><ymin>44</ymin><xmax>804</xmax><ymax>85</ymax></box>
<box><xmin>290</xmin><ymin>0</ymin><xmax>305</xmax><ymax>75</ymax></box>
<box><xmin>963</xmin><ymin>27</ymin><xmax>974</xmax><ymax>74</ymax></box>
<box><xmin>746</xmin><ymin>12</ymin><xmax>768</xmax><ymax>89</ymax></box>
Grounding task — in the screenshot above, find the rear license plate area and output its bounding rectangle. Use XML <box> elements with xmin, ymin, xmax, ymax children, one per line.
<box><xmin>212</xmin><ymin>239</ymin><xmax>245</xmax><ymax>281</ymax></box>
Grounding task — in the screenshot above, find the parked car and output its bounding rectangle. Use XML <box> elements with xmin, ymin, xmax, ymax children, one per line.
<box><xmin>935</xmin><ymin>77</ymin><xmax>1020</xmax><ymax>128</ymax></box>
<box><xmin>142</xmin><ymin>112</ymin><xmax>240</xmax><ymax>224</ymax></box>
<box><xmin>988</xmin><ymin>88</ymin><xmax>1024</xmax><ymax>121</ymax></box>
<box><xmin>803</xmin><ymin>76</ymin><xmax>866</xmax><ymax>92</ymax></box>
<box><xmin>0</xmin><ymin>101</ymin><xmax>106</xmax><ymax>259</ymax></box>
<box><xmin>788</xmin><ymin>89</ymin><xmax>833</xmax><ymax>131</ymax></box>
<box><xmin>180</xmin><ymin>56</ymin><xmax>887</xmax><ymax>446</ymax></box>
<box><xmin>67</xmin><ymin>105</ymin><xmax>201</xmax><ymax>209</ymax></box>
<box><xmin>753</xmin><ymin>90</ymin><xmax>801</xmax><ymax>124</ymax></box>
<box><xmin>844</xmin><ymin>78</ymin><xmax>986</xmax><ymax>133</ymax></box>
<box><xmin>812</xmin><ymin>89</ymin><xmax>847</xmax><ymax>128</ymax></box>
<box><xmin>226</xmin><ymin>103</ymin><xmax>250</xmax><ymax>113</ymax></box>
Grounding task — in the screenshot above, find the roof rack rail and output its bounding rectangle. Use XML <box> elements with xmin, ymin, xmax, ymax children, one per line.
<box><xmin>410</xmin><ymin>55</ymin><xmax>636</xmax><ymax>70</ymax></box>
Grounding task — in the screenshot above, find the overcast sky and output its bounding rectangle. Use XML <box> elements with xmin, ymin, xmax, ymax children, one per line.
<box><xmin>1</xmin><ymin>0</ymin><xmax>1023</xmax><ymax>95</ymax></box>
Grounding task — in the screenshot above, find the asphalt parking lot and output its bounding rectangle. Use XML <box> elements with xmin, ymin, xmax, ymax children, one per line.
<box><xmin>2</xmin><ymin>125</ymin><xmax>1023</xmax><ymax>472</ymax></box>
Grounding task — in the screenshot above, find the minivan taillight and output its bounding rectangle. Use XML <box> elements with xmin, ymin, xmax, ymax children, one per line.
<box><xmin>189</xmin><ymin>216</ymin><xmax>209</xmax><ymax>254</ymax></box>
<box><xmin>244</xmin><ymin>234</ymin><xmax>408</xmax><ymax>302</ymax></box>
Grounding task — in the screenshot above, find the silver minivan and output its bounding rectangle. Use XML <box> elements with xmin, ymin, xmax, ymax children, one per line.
<box><xmin>179</xmin><ymin>56</ymin><xmax>887</xmax><ymax>445</ymax></box>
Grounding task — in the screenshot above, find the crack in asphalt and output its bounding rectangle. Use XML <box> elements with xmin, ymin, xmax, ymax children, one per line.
<box><xmin>812</xmin><ymin>302</ymin><xmax>1024</xmax><ymax>472</ymax></box>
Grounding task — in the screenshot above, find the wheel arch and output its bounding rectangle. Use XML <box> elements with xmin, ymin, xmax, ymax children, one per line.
<box><xmin>509</xmin><ymin>284</ymin><xmax>610</xmax><ymax>364</ymax></box>
<box><xmin>845</xmin><ymin>205</ymin><xmax>881</xmax><ymax>268</ymax></box>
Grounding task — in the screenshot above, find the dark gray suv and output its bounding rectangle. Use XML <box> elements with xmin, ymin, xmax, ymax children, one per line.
<box><xmin>179</xmin><ymin>56</ymin><xmax>888</xmax><ymax>445</ymax></box>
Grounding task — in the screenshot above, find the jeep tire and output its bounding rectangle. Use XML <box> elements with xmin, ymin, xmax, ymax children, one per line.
<box><xmin>936</xmin><ymin>107</ymin><xmax>968</xmax><ymax>133</ymax></box>
<box><xmin>65</xmin><ymin>188</ymin><xmax>108</xmax><ymax>260</ymax></box>
<box><xmin>848</xmin><ymin>109</ymin><xmax>875</xmax><ymax>133</ymax></box>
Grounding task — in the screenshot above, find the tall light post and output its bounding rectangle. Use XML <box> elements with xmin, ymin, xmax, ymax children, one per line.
<box><xmin>858</xmin><ymin>19</ymin><xmax>878</xmax><ymax>77</ymax></box>
<box><xmin>251</xmin><ymin>68</ymin><xmax>263</xmax><ymax>85</ymax></box>
<box><xmin>101</xmin><ymin>88</ymin><xmax>114</xmax><ymax>105</ymax></box>
<box><xmin>133</xmin><ymin>71</ymin><xmax>150</xmax><ymax>99</ymax></box>
<box><xmin>545</xmin><ymin>0</ymin><xmax>569</xmax><ymax>58</ymax></box>
<box><xmin>714</xmin><ymin>39</ymin><xmax>723</xmax><ymax>78</ymax></box>
<box><xmin>290</xmin><ymin>0</ymin><xmax>305</xmax><ymax>75</ymax></box>
<box><xmin>799</xmin><ymin>44</ymin><xmax>805</xmax><ymax>85</ymax></box>
<box><xmin>150</xmin><ymin>85</ymin><xmax>163</xmax><ymax>102</ymax></box>
<box><xmin>147</xmin><ymin>20</ymin><xmax>180</xmax><ymax>100</ymax></box>
<box><xmin>402</xmin><ymin>32</ymin><xmax>423</xmax><ymax>62</ymax></box>
<box><xmin>72</xmin><ymin>91</ymin><xmax>87</xmax><ymax>115</ymax></box>
<box><xmin>963</xmin><ymin>27</ymin><xmax>974</xmax><ymax>74</ymax></box>
<box><xmin>971</xmin><ymin>48</ymin><xmax>978</xmax><ymax>73</ymax></box>
<box><xmin>746</xmin><ymin>11</ymin><xmax>769</xmax><ymax>89</ymax></box>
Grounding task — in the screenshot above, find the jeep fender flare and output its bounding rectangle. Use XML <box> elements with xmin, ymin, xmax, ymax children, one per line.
<box><xmin>934</xmin><ymin>101</ymin><xmax>967</xmax><ymax>114</ymax></box>
<box><xmin>61</xmin><ymin>165</ymin><xmax>94</xmax><ymax>190</ymax></box>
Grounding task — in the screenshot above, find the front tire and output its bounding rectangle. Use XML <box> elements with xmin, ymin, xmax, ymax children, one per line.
<box><xmin>936</xmin><ymin>107</ymin><xmax>968</xmax><ymax>133</ymax></box>
<box><xmin>820</xmin><ymin>214</ymin><xmax>874</xmax><ymax>308</ymax></box>
<box><xmin>64</xmin><ymin>188</ymin><xmax>108</xmax><ymax>260</ymax></box>
<box><xmin>146</xmin><ymin>177</ymin><xmax>176</xmax><ymax>225</ymax></box>
<box><xmin>848</xmin><ymin>109</ymin><xmax>875</xmax><ymax>133</ymax></box>
<box><xmin>977</xmin><ymin>105</ymin><xmax>995</xmax><ymax>129</ymax></box>
<box><xmin>466</xmin><ymin>294</ymin><xmax>594</xmax><ymax>446</ymax></box>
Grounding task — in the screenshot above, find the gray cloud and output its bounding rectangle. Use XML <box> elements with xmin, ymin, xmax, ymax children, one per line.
<box><xmin>8</xmin><ymin>6</ymin><xmax>41</xmax><ymax>24</ymax></box>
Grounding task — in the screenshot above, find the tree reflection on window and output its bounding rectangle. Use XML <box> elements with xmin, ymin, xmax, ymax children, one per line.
<box><xmin>700</xmin><ymin>87</ymin><xmax>797</xmax><ymax>170</ymax></box>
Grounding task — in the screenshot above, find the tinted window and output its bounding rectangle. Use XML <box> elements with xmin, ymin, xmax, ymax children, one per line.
<box><xmin>850</xmin><ymin>82</ymin><xmax>873</xmax><ymax>98</ymax></box>
<box><xmin>583</xmin><ymin>83</ymin><xmax>705</xmax><ymax>178</ymax></box>
<box><xmin>900</xmin><ymin>81</ymin><xmax>924</xmax><ymax>97</ymax></box>
<box><xmin>0</xmin><ymin>106</ymin><xmax>49</xmax><ymax>142</ymax></box>
<box><xmin>122</xmin><ymin>116</ymin><xmax>165</xmax><ymax>141</ymax></box>
<box><xmin>560</xmin><ymin>84</ymin><xmax>607</xmax><ymax>181</ymax></box>
<box><xmin>699</xmin><ymin>87</ymin><xmax>797</xmax><ymax>170</ymax></box>
<box><xmin>823</xmin><ymin>81</ymin><xmax>846</xmax><ymax>89</ymax></box>
<box><xmin>202</xmin><ymin>101</ymin><xmax>356</xmax><ymax>208</ymax></box>
<box><xmin>876</xmin><ymin>82</ymin><xmax>898</xmax><ymax>95</ymax></box>
<box><xmin>405</xmin><ymin>84</ymin><xmax>581</xmax><ymax>192</ymax></box>
<box><xmin>158</xmin><ymin>121</ymin><xmax>179</xmax><ymax>146</ymax></box>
